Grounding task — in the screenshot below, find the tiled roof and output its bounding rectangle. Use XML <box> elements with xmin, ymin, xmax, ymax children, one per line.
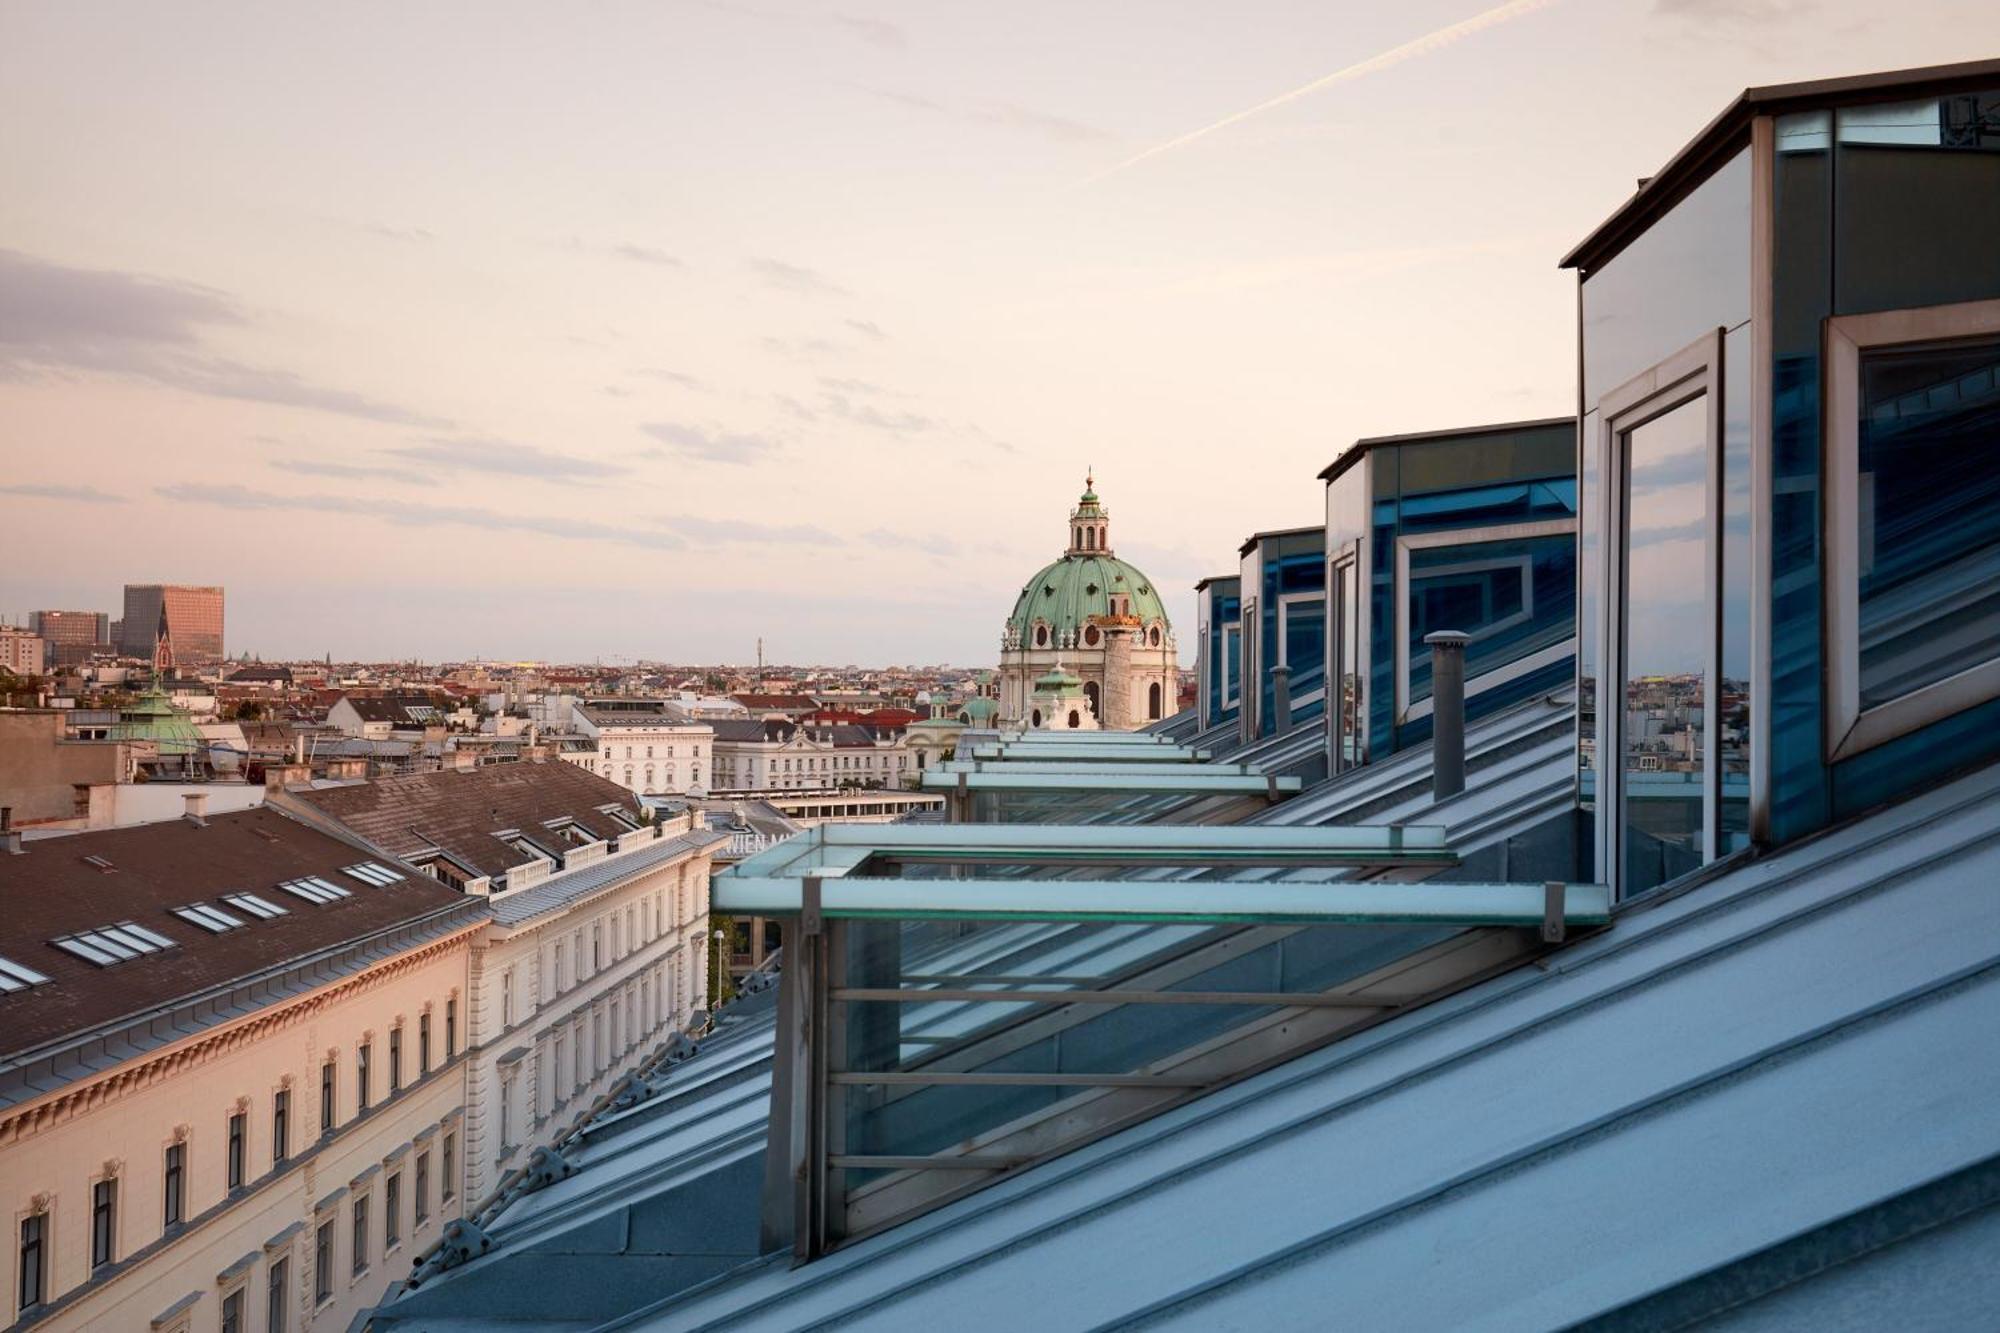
<box><xmin>0</xmin><ymin>806</ymin><xmax>474</xmax><ymax>1059</ymax></box>
<box><xmin>489</xmin><ymin>830</ymin><xmax>726</xmax><ymax>927</ymax></box>
<box><xmin>292</xmin><ymin>760</ymin><xmax>647</xmax><ymax>877</ymax></box>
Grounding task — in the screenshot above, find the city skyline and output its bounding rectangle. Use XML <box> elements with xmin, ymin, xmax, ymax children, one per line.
<box><xmin>4</xmin><ymin>1</ymin><xmax>1993</xmax><ymax>663</ymax></box>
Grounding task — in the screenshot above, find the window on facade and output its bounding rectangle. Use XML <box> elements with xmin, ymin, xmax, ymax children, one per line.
<box><xmin>419</xmin><ymin>1013</ymin><xmax>432</xmax><ymax>1076</ymax></box>
<box><xmin>499</xmin><ymin>1075</ymin><xmax>514</xmax><ymax>1148</ymax></box>
<box><xmin>442</xmin><ymin>1132</ymin><xmax>456</xmax><ymax>1202</ymax></box>
<box><xmin>273</xmin><ymin>1088</ymin><xmax>290</xmax><ymax>1164</ymax></box>
<box><xmin>18</xmin><ymin>1213</ymin><xmax>46</xmax><ymax>1311</ymax></box>
<box><xmin>228</xmin><ymin>1111</ymin><xmax>247</xmax><ymax>1190</ymax></box>
<box><xmin>357</xmin><ymin>1043</ymin><xmax>372</xmax><ymax>1111</ymax></box>
<box><xmin>266</xmin><ymin>1255</ymin><xmax>287</xmax><ymax>1333</ymax></box>
<box><xmin>1827</xmin><ymin>309</ymin><xmax>2000</xmax><ymax>759</ymax></box>
<box><xmin>320</xmin><ymin>1059</ymin><xmax>336</xmax><ymax>1134</ymax></box>
<box><xmin>351</xmin><ymin>1193</ymin><xmax>369</xmax><ymax>1275</ymax></box>
<box><xmin>554</xmin><ymin>941</ymin><xmax>567</xmax><ymax>992</ymax></box>
<box><xmin>593</xmin><ymin>924</ymin><xmax>602</xmax><ymax>970</ymax></box>
<box><xmin>164</xmin><ymin>1141</ymin><xmax>186</xmax><ymax>1227</ymax></box>
<box><xmin>389</xmin><ymin>1027</ymin><xmax>404</xmax><ymax>1095</ymax></box>
<box><xmin>220</xmin><ymin>1286</ymin><xmax>244</xmax><ymax>1333</ymax></box>
<box><xmin>415</xmin><ymin>1151</ymin><xmax>431</xmax><ymax>1224</ymax></box>
<box><xmin>446</xmin><ymin>999</ymin><xmax>457</xmax><ymax>1059</ymax></box>
<box><xmin>315</xmin><ymin>1220</ymin><xmax>334</xmax><ymax>1303</ymax></box>
<box><xmin>91</xmin><ymin>1177</ymin><xmax>116</xmax><ymax>1269</ymax></box>
<box><xmin>502</xmin><ymin>969</ymin><xmax>514</xmax><ymax>1029</ymax></box>
<box><xmin>385</xmin><ymin>1172</ymin><xmax>401</xmax><ymax>1248</ymax></box>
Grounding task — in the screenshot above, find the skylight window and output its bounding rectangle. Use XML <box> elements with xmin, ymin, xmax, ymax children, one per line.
<box><xmin>342</xmin><ymin>862</ymin><xmax>404</xmax><ymax>887</ymax></box>
<box><xmin>174</xmin><ymin>903</ymin><xmax>247</xmax><ymax>933</ymax></box>
<box><xmin>52</xmin><ymin>921</ymin><xmax>178</xmax><ymax>966</ymax></box>
<box><xmin>279</xmin><ymin>876</ymin><xmax>354</xmax><ymax>905</ymax></box>
<box><xmin>222</xmin><ymin>892</ymin><xmax>288</xmax><ymax>919</ymax></box>
<box><xmin>0</xmin><ymin>956</ymin><xmax>53</xmax><ymax>992</ymax></box>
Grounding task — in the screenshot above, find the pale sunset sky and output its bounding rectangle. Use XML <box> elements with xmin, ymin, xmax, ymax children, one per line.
<box><xmin>3</xmin><ymin>0</ymin><xmax>1994</xmax><ymax>664</ymax></box>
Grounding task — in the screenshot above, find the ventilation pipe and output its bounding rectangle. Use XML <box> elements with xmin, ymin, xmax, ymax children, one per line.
<box><xmin>1426</xmin><ymin>631</ymin><xmax>1470</xmax><ymax>801</ymax></box>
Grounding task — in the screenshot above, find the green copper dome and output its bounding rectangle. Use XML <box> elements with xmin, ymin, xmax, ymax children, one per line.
<box><xmin>1006</xmin><ymin>477</ymin><xmax>1172</xmax><ymax>647</ymax></box>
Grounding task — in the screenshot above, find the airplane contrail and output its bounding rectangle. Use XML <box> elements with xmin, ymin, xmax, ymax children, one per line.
<box><xmin>1083</xmin><ymin>0</ymin><xmax>1563</xmax><ymax>185</ymax></box>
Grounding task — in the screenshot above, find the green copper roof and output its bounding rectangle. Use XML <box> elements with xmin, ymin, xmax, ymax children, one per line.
<box><xmin>1007</xmin><ymin>554</ymin><xmax>1170</xmax><ymax>641</ymax></box>
<box><xmin>116</xmin><ymin>678</ymin><xmax>205</xmax><ymax>757</ymax></box>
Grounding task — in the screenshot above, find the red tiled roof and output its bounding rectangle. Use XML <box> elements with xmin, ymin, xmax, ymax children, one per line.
<box><xmin>0</xmin><ymin>807</ymin><xmax>473</xmax><ymax>1058</ymax></box>
<box><xmin>291</xmin><ymin>760</ymin><xmax>646</xmax><ymax>877</ymax></box>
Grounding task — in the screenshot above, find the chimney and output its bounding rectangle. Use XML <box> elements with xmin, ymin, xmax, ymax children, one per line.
<box><xmin>183</xmin><ymin>791</ymin><xmax>210</xmax><ymax>826</ymax></box>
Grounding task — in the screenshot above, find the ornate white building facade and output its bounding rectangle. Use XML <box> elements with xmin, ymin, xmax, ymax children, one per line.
<box><xmin>998</xmin><ymin>479</ymin><xmax>1181</xmax><ymax>730</ymax></box>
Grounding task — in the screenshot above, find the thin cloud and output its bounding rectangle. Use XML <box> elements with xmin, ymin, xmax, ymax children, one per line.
<box><xmin>632</xmin><ymin>367</ymin><xmax>708</xmax><ymax>390</ymax></box>
<box><xmin>386</xmin><ymin>436</ymin><xmax>630</xmax><ymax>483</ymax></box>
<box><xmin>662</xmin><ymin>514</ymin><xmax>838</xmax><ymax>544</ymax></box>
<box><xmin>271</xmin><ymin>459</ymin><xmax>432</xmax><ymax>486</ymax></box>
<box><xmin>749</xmin><ymin>258</ymin><xmax>848</xmax><ymax>297</ymax></box>
<box><xmin>0</xmin><ymin>482</ymin><xmax>127</xmax><ymax>504</ymax></box>
<box><xmin>820</xmin><ymin>390</ymin><xmax>934</xmax><ymax>434</ymax></box>
<box><xmin>870</xmin><ymin>88</ymin><xmax>1115</xmax><ymax>146</ymax></box>
<box><xmin>833</xmin><ymin>14</ymin><xmax>906</xmax><ymax>49</ymax></box>
<box><xmin>844</xmin><ymin>318</ymin><xmax>889</xmax><ymax>340</ymax></box>
<box><xmin>759</xmin><ymin>335</ymin><xmax>845</xmax><ymax>360</ymax></box>
<box><xmin>639</xmin><ymin>421</ymin><xmax>783</xmax><ymax>465</ymax></box>
<box><xmin>820</xmin><ymin>376</ymin><xmax>899</xmax><ymax>396</ymax></box>
<box><xmin>359</xmin><ymin>222</ymin><xmax>436</xmax><ymax>243</ymax></box>
<box><xmin>156</xmin><ymin>483</ymin><xmax>689</xmax><ymax>551</ymax></box>
<box><xmin>0</xmin><ymin>248</ymin><xmax>447</xmax><ymax>426</ymax></box>
<box><xmin>865</xmin><ymin>527</ymin><xmax>959</xmax><ymax>556</ymax></box>
<box><xmin>608</xmin><ymin>243</ymin><xmax>685</xmax><ymax>268</ymax></box>
<box><xmin>1083</xmin><ymin>0</ymin><xmax>1562</xmax><ymax>184</ymax></box>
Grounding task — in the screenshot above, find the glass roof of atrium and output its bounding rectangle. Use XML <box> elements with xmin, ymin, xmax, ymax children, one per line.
<box><xmin>712</xmin><ymin>822</ymin><xmax>1609</xmax><ymax>928</ymax></box>
<box><xmin>920</xmin><ymin>766</ymin><xmax>1303</xmax><ymax>797</ymax></box>
<box><xmin>967</xmin><ymin>741</ymin><xmax>1216</xmax><ymax>762</ymax></box>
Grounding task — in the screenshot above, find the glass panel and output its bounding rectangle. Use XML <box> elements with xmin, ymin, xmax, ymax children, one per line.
<box><xmin>1835</xmin><ymin>93</ymin><xmax>2000</xmax><ymax>316</ymax></box>
<box><xmin>1719</xmin><ymin>326</ymin><xmax>1754</xmax><ymax>852</ymax></box>
<box><xmin>1332</xmin><ymin>558</ymin><xmax>1362</xmax><ymax>770</ymax></box>
<box><xmin>1622</xmin><ymin>396</ymin><xmax>1709</xmax><ymax>896</ymax></box>
<box><xmin>1579</xmin><ymin>410</ymin><xmax>1601</xmax><ymax>814</ymax></box>
<box><xmin>1406</xmin><ymin>534</ymin><xmax>1575</xmax><ymax>707</ymax></box>
<box><xmin>1280</xmin><ymin>596</ymin><xmax>1326</xmax><ymax>722</ymax></box>
<box><xmin>1855</xmin><ymin>335</ymin><xmax>2000</xmax><ymax>707</ymax></box>
<box><xmin>1581</xmin><ymin>147</ymin><xmax>1752</xmax><ymax>406</ymax></box>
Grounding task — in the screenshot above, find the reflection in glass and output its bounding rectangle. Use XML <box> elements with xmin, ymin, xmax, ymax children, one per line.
<box><xmin>1623</xmin><ymin>396</ymin><xmax>1708</xmax><ymax>896</ymax></box>
<box><xmin>1332</xmin><ymin>557</ymin><xmax>1362</xmax><ymax>769</ymax></box>
<box><xmin>1720</xmin><ymin>327</ymin><xmax>1754</xmax><ymax>852</ymax></box>
<box><xmin>1578</xmin><ymin>412</ymin><xmax>1600</xmax><ymax>811</ymax></box>
<box><xmin>1856</xmin><ymin>336</ymin><xmax>2000</xmax><ymax>708</ymax></box>
<box><xmin>1281</xmin><ymin>597</ymin><xmax>1326</xmax><ymax>716</ymax></box>
<box><xmin>1407</xmin><ymin>535</ymin><xmax>1575</xmax><ymax>708</ymax></box>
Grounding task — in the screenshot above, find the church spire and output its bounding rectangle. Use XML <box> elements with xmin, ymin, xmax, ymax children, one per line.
<box><xmin>1066</xmin><ymin>473</ymin><xmax>1111</xmax><ymax>556</ymax></box>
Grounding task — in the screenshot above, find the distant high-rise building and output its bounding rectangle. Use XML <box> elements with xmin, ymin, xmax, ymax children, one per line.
<box><xmin>118</xmin><ymin>585</ymin><xmax>224</xmax><ymax>663</ymax></box>
<box><xmin>28</xmin><ymin>610</ymin><xmax>110</xmax><ymax>667</ymax></box>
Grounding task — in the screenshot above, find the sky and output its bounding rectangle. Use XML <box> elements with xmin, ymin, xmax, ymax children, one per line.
<box><xmin>3</xmin><ymin>0</ymin><xmax>1994</xmax><ymax>666</ymax></box>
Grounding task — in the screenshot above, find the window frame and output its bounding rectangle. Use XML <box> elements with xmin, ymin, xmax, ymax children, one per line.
<box><xmin>1823</xmin><ymin>297</ymin><xmax>2000</xmax><ymax>762</ymax></box>
<box><xmin>1275</xmin><ymin>590</ymin><xmax>1328</xmax><ymax>714</ymax></box>
<box><xmin>1393</xmin><ymin>518</ymin><xmax>1578</xmax><ymax>725</ymax></box>
<box><xmin>1592</xmin><ymin>328</ymin><xmax>1725</xmax><ymax>896</ymax></box>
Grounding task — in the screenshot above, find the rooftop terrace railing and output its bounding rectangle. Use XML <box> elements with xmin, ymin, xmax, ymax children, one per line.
<box><xmin>723</xmin><ymin>824</ymin><xmax>1610</xmax><ymax>1259</ymax></box>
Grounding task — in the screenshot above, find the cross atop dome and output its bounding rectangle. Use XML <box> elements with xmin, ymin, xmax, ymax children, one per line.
<box><xmin>1068</xmin><ymin>473</ymin><xmax>1111</xmax><ymax>555</ymax></box>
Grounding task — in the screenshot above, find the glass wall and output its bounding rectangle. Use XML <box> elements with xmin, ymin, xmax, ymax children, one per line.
<box><xmin>1853</xmin><ymin>336</ymin><xmax>2000</xmax><ymax>707</ymax></box>
<box><xmin>1769</xmin><ymin>90</ymin><xmax>2000</xmax><ymax>840</ymax></box>
<box><xmin>1247</xmin><ymin>530</ymin><xmax>1326</xmax><ymax>739</ymax></box>
<box><xmin>1324</xmin><ymin>457</ymin><xmax>1371</xmax><ymax>771</ymax></box>
<box><xmin>1198</xmin><ymin>578</ymin><xmax>1242</xmax><ymax>729</ymax></box>
<box><xmin>1620</xmin><ymin>397</ymin><xmax>1710</xmax><ymax>895</ymax></box>
<box><xmin>1366</xmin><ymin>424</ymin><xmax>1576</xmax><ymax>758</ymax></box>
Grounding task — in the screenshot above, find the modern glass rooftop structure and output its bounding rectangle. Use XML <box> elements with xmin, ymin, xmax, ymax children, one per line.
<box><xmin>1562</xmin><ymin>57</ymin><xmax>2000</xmax><ymax>900</ymax></box>
<box><xmin>1236</xmin><ymin>525</ymin><xmax>1325</xmax><ymax>743</ymax></box>
<box><xmin>1194</xmin><ymin>574</ymin><xmax>1242</xmax><ymax>733</ymax></box>
<box><xmin>1320</xmin><ymin>417</ymin><xmax>1578</xmax><ymax>775</ymax></box>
